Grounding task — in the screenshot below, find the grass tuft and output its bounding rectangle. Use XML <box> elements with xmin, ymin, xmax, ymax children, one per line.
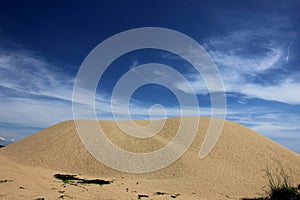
<box><xmin>241</xmin><ymin>167</ymin><xmax>299</xmax><ymax>200</ymax></box>
<box><xmin>265</xmin><ymin>167</ymin><xmax>298</xmax><ymax>200</ymax></box>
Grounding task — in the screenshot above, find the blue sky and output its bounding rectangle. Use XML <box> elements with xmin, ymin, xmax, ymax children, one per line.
<box><xmin>0</xmin><ymin>0</ymin><xmax>300</xmax><ymax>153</ymax></box>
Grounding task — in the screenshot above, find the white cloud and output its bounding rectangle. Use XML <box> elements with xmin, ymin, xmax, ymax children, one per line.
<box><xmin>210</xmin><ymin>47</ymin><xmax>282</xmax><ymax>74</ymax></box>
<box><xmin>242</xmin><ymin>79</ymin><xmax>300</xmax><ymax>104</ymax></box>
<box><xmin>174</xmin><ymin>29</ymin><xmax>300</xmax><ymax>105</ymax></box>
<box><xmin>0</xmin><ymin>51</ymin><xmax>74</xmax><ymax>102</ymax></box>
<box><xmin>226</xmin><ymin>111</ymin><xmax>300</xmax><ymax>140</ymax></box>
<box><xmin>285</xmin><ymin>42</ymin><xmax>292</xmax><ymax>64</ymax></box>
<box><xmin>0</xmin><ymin>48</ymin><xmax>213</xmax><ymax>129</ymax></box>
<box><xmin>0</xmin><ymin>96</ymin><xmax>73</xmax><ymax>128</ymax></box>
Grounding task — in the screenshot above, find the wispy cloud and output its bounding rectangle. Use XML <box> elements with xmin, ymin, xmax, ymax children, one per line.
<box><xmin>174</xmin><ymin>27</ymin><xmax>300</xmax><ymax>105</ymax></box>
<box><xmin>0</xmin><ymin>50</ymin><xmax>74</xmax><ymax>102</ymax></box>
<box><xmin>0</xmin><ymin>50</ymin><xmax>76</xmax><ymax>140</ymax></box>
<box><xmin>0</xmin><ymin>47</ymin><xmax>202</xmax><ymax>136</ymax></box>
<box><xmin>241</xmin><ymin>79</ymin><xmax>300</xmax><ymax>105</ymax></box>
<box><xmin>226</xmin><ymin>108</ymin><xmax>300</xmax><ymax>152</ymax></box>
<box><xmin>228</xmin><ymin>111</ymin><xmax>300</xmax><ymax>139</ymax></box>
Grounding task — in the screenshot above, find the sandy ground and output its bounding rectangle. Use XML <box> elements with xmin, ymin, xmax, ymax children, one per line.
<box><xmin>0</xmin><ymin>117</ymin><xmax>299</xmax><ymax>199</ymax></box>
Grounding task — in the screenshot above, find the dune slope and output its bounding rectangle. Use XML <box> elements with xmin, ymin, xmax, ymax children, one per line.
<box><xmin>1</xmin><ymin>117</ymin><xmax>299</xmax><ymax>199</ymax></box>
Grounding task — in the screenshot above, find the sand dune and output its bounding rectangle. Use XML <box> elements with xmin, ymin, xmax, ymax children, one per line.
<box><xmin>0</xmin><ymin>117</ymin><xmax>299</xmax><ymax>199</ymax></box>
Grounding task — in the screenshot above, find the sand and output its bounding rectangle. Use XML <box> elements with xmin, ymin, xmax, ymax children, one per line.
<box><xmin>0</xmin><ymin>117</ymin><xmax>299</xmax><ymax>199</ymax></box>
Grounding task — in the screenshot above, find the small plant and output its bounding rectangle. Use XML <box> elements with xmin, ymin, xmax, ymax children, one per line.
<box><xmin>59</xmin><ymin>194</ymin><xmax>73</xmax><ymax>199</ymax></box>
<box><xmin>54</xmin><ymin>174</ymin><xmax>111</xmax><ymax>186</ymax></box>
<box><xmin>137</xmin><ymin>194</ymin><xmax>149</xmax><ymax>200</ymax></box>
<box><xmin>241</xmin><ymin>167</ymin><xmax>299</xmax><ymax>200</ymax></box>
<box><xmin>0</xmin><ymin>179</ymin><xmax>13</xmax><ymax>183</ymax></box>
<box><xmin>264</xmin><ymin>167</ymin><xmax>298</xmax><ymax>200</ymax></box>
<box><xmin>154</xmin><ymin>191</ymin><xmax>168</xmax><ymax>195</ymax></box>
<box><xmin>54</xmin><ymin>174</ymin><xmax>77</xmax><ymax>184</ymax></box>
<box><xmin>170</xmin><ymin>194</ymin><xmax>181</xmax><ymax>198</ymax></box>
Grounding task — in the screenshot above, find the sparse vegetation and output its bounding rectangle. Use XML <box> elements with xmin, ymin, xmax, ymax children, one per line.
<box><xmin>54</xmin><ymin>174</ymin><xmax>76</xmax><ymax>184</ymax></box>
<box><xmin>241</xmin><ymin>167</ymin><xmax>299</xmax><ymax>200</ymax></box>
<box><xmin>58</xmin><ymin>194</ymin><xmax>73</xmax><ymax>199</ymax></box>
<box><xmin>0</xmin><ymin>179</ymin><xmax>13</xmax><ymax>183</ymax></box>
<box><xmin>170</xmin><ymin>194</ymin><xmax>180</xmax><ymax>198</ymax></box>
<box><xmin>54</xmin><ymin>174</ymin><xmax>111</xmax><ymax>186</ymax></box>
<box><xmin>137</xmin><ymin>194</ymin><xmax>149</xmax><ymax>199</ymax></box>
<box><xmin>154</xmin><ymin>191</ymin><xmax>168</xmax><ymax>195</ymax></box>
<box><xmin>265</xmin><ymin>167</ymin><xmax>298</xmax><ymax>200</ymax></box>
<box><xmin>153</xmin><ymin>192</ymin><xmax>180</xmax><ymax>198</ymax></box>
